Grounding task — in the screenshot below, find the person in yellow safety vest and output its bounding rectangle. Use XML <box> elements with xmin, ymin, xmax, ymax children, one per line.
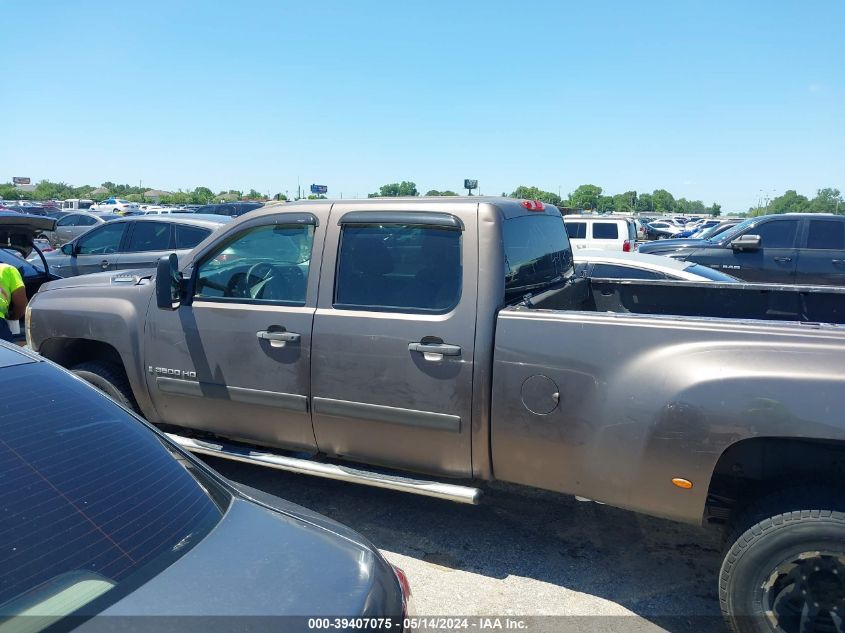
<box><xmin>0</xmin><ymin>263</ymin><xmax>28</xmax><ymax>342</ymax></box>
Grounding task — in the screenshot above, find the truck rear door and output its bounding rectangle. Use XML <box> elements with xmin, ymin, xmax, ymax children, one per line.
<box><xmin>794</xmin><ymin>217</ymin><xmax>845</xmax><ymax>286</ymax></box>
<box><xmin>142</xmin><ymin>210</ymin><xmax>326</xmax><ymax>452</ymax></box>
<box><xmin>310</xmin><ymin>207</ymin><xmax>477</xmax><ymax>477</ymax></box>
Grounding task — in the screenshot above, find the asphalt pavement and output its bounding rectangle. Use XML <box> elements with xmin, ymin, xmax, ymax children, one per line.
<box><xmin>206</xmin><ymin>457</ymin><xmax>727</xmax><ymax>633</ymax></box>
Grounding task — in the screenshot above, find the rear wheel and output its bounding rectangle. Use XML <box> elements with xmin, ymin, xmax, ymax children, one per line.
<box><xmin>720</xmin><ymin>488</ymin><xmax>845</xmax><ymax>633</ymax></box>
<box><xmin>71</xmin><ymin>360</ymin><xmax>139</xmax><ymax>412</ymax></box>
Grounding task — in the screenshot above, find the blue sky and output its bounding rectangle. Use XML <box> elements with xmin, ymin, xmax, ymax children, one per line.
<box><xmin>2</xmin><ymin>0</ymin><xmax>843</xmax><ymax>210</ymax></box>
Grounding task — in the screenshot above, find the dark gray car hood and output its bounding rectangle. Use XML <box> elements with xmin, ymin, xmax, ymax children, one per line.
<box><xmin>638</xmin><ymin>238</ymin><xmax>711</xmax><ymax>256</ymax></box>
<box><xmin>92</xmin><ymin>497</ymin><xmax>401</xmax><ymax>619</ymax></box>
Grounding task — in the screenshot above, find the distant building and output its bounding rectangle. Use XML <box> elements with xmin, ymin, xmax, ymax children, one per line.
<box><xmin>217</xmin><ymin>192</ymin><xmax>239</xmax><ymax>202</ymax></box>
<box><xmin>144</xmin><ymin>189</ymin><xmax>171</xmax><ymax>202</ymax></box>
<box><xmin>90</xmin><ymin>186</ymin><xmax>109</xmax><ymax>197</ymax></box>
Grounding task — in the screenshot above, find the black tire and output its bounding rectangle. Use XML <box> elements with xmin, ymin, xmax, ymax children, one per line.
<box><xmin>720</xmin><ymin>487</ymin><xmax>845</xmax><ymax>633</ymax></box>
<box><xmin>71</xmin><ymin>360</ymin><xmax>139</xmax><ymax>412</ymax></box>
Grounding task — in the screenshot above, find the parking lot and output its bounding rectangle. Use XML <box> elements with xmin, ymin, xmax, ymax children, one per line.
<box><xmin>208</xmin><ymin>456</ymin><xmax>726</xmax><ymax>633</ymax></box>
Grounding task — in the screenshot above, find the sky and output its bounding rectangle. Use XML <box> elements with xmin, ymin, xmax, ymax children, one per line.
<box><xmin>2</xmin><ymin>0</ymin><xmax>843</xmax><ymax>211</ymax></box>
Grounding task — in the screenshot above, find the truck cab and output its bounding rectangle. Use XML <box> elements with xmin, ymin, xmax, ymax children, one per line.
<box><xmin>639</xmin><ymin>213</ymin><xmax>845</xmax><ymax>285</ymax></box>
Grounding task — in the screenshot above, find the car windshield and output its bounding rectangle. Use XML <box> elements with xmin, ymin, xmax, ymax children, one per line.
<box><xmin>711</xmin><ymin>218</ymin><xmax>756</xmax><ymax>243</ymax></box>
<box><xmin>1</xmin><ymin>249</ymin><xmax>43</xmax><ymax>276</ymax></box>
<box><xmin>0</xmin><ymin>362</ymin><xmax>228</xmax><ymax>629</ymax></box>
<box><xmin>502</xmin><ymin>214</ymin><xmax>574</xmax><ymax>304</ymax></box>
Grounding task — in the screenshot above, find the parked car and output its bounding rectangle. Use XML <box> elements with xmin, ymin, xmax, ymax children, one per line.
<box><xmin>41</xmin><ymin>214</ymin><xmax>231</xmax><ymax>277</ymax></box>
<box><xmin>27</xmin><ymin>197</ymin><xmax>845</xmax><ymax>630</ymax></box>
<box><xmin>194</xmin><ymin>202</ymin><xmax>265</xmax><ymax>217</ymax></box>
<box><xmin>59</xmin><ymin>198</ymin><xmax>95</xmax><ymax>211</ymax></box>
<box><xmin>563</xmin><ymin>216</ymin><xmax>637</xmax><ymax>251</ymax></box>
<box><xmin>41</xmin><ymin>212</ymin><xmax>121</xmax><ymax>248</ymax></box>
<box><xmin>674</xmin><ymin>219</ymin><xmax>721</xmax><ymax>238</ymax></box>
<box><xmin>639</xmin><ymin>213</ymin><xmax>845</xmax><ymax>285</ymax></box>
<box><xmin>574</xmin><ymin>249</ymin><xmax>739</xmax><ymax>282</ymax></box>
<box><xmin>0</xmin><ymin>341</ymin><xmax>409</xmax><ymax>628</ymax></box>
<box><xmin>90</xmin><ymin>198</ymin><xmax>141</xmax><ymax>214</ymax></box>
<box><xmin>694</xmin><ymin>219</ymin><xmax>742</xmax><ymax>240</ymax></box>
<box><xmin>0</xmin><ymin>213</ymin><xmax>61</xmax><ymax>342</ymax></box>
<box><xmin>644</xmin><ymin>221</ymin><xmax>682</xmax><ymax>239</ymax></box>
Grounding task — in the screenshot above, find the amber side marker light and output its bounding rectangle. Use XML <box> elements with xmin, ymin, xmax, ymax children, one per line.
<box><xmin>672</xmin><ymin>478</ymin><xmax>693</xmax><ymax>489</ymax></box>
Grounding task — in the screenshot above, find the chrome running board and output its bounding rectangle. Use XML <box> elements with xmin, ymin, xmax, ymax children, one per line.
<box><xmin>167</xmin><ymin>433</ymin><xmax>482</xmax><ymax>505</ymax></box>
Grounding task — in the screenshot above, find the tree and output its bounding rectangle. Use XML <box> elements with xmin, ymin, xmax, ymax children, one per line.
<box><xmin>612</xmin><ymin>191</ymin><xmax>637</xmax><ymax>213</ymax></box>
<box><xmin>651</xmin><ymin>189</ymin><xmax>676</xmax><ymax>213</ymax></box>
<box><xmin>635</xmin><ymin>192</ymin><xmax>654</xmax><ymax>214</ymax></box>
<box><xmin>709</xmin><ymin>203</ymin><xmax>722</xmax><ymax>217</ymax></box>
<box><xmin>306</xmin><ymin>194</ymin><xmax>327</xmax><ymax>199</ymax></box>
<box><xmin>809</xmin><ymin>188</ymin><xmax>843</xmax><ymax>214</ymax></box>
<box><xmin>509</xmin><ymin>186</ymin><xmax>561</xmax><ymax>206</ymax></box>
<box><xmin>768</xmin><ymin>190</ymin><xmax>810</xmax><ymax>215</ymax></box>
<box><xmin>425</xmin><ymin>190</ymin><xmax>458</xmax><ymax>196</ymax></box>
<box><xmin>596</xmin><ymin>195</ymin><xmax>614</xmax><ymax>213</ymax></box>
<box><xmin>126</xmin><ymin>194</ymin><xmax>144</xmax><ymax>203</ymax></box>
<box><xmin>273</xmin><ymin>193</ymin><xmax>288</xmax><ymax>201</ymax></box>
<box><xmin>368</xmin><ymin>181</ymin><xmax>419</xmax><ymax>198</ymax></box>
<box><xmin>192</xmin><ymin>187</ymin><xmax>214</xmax><ymax>203</ymax></box>
<box><xmin>567</xmin><ymin>184</ymin><xmax>603</xmax><ymax>210</ymax></box>
<box><xmin>245</xmin><ymin>189</ymin><xmax>265</xmax><ymax>200</ymax></box>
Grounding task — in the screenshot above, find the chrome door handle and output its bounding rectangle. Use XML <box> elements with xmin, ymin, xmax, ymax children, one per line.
<box><xmin>832</xmin><ymin>259</ymin><xmax>844</xmax><ymax>265</ymax></box>
<box><xmin>100</xmin><ymin>260</ymin><xmax>110</xmax><ymax>269</ymax></box>
<box><xmin>408</xmin><ymin>342</ymin><xmax>461</xmax><ymax>357</ymax></box>
<box><xmin>774</xmin><ymin>257</ymin><xmax>792</xmax><ymax>263</ymax></box>
<box><xmin>257</xmin><ymin>330</ymin><xmax>300</xmax><ymax>348</ymax></box>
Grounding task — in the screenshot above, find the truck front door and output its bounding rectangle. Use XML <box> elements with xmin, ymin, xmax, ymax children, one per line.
<box><xmin>726</xmin><ymin>218</ymin><xmax>800</xmax><ymax>283</ymax></box>
<box><xmin>311</xmin><ymin>209</ymin><xmax>477</xmax><ymax>477</ymax></box>
<box><xmin>143</xmin><ymin>211</ymin><xmax>324</xmax><ymax>452</ymax></box>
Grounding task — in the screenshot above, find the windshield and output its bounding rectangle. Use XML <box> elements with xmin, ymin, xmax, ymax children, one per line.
<box><xmin>0</xmin><ymin>362</ymin><xmax>228</xmax><ymax>628</ymax></box>
<box><xmin>502</xmin><ymin>214</ymin><xmax>574</xmax><ymax>304</ymax></box>
<box><xmin>711</xmin><ymin>218</ymin><xmax>756</xmax><ymax>243</ymax></box>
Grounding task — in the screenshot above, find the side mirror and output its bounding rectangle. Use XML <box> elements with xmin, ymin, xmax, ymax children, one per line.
<box><xmin>731</xmin><ymin>234</ymin><xmax>761</xmax><ymax>251</ymax></box>
<box><xmin>156</xmin><ymin>253</ymin><xmax>182</xmax><ymax>310</ymax></box>
<box><xmin>60</xmin><ymin>243</ymin><xmax>75</xmax><ymax>256</ymax></box>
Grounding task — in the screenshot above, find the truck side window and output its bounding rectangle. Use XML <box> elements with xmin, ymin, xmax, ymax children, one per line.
<box><xmin>806</xmin><ymin>220</ymin><xmax>845</xmax><ymax>250</ymax></box>
<box><xmin>750</xmin><ymin>220</ymin><xmax>798</xmax><ymax>248</ymax></box>
<box><xmin>334</xmin><ymin>224</ymin><xmax>461</xmax><ymax>314</ymax></box>
<box><xmin>194</xmin><ymin>224</ymin><xmax>313</xmax><ymax>305</ymax></box>
<box><xmin>592</xmin><ymin>222</ymin><xmax>618</xmax><ymax>239</ymax></box>
<box><xmin>565</xmin><ymin>222</ymin><xmax>586</xmax><ymax>239</ymax></box>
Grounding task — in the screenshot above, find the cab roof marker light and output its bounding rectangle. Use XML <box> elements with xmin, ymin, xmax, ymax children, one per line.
<box><xmin>521</xmin><ymin>200</ymin><xmax>545</xmax><ymax>211</ymax></box>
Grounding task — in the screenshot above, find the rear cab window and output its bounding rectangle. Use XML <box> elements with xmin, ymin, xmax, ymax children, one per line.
<box><xmin>0</xmin><ymin>362</ymin><xmax>227</xmax><ymax>625</ymax></box>
<box><xmin>502</xmin><ymin>213</ymin><xmax>573</xmax><ymax>304</ymax></box>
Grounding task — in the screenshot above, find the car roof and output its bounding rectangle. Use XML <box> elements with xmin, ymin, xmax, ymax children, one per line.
<box><xmin>575</xmin><ymin>249</ymin><xmax>692</xmax><ymax>271</ymax></box>
<box><xmin>563</xmin><ymin>216</ymin><xmax>629</xmax><ymax>222</ymax></box>
<box><xmin>0</xmin><ymin>342</ymin><xmax>40</xmax><ymax>369</ymax></box>
<box><xmin>112</xmin><ymin>214</ymin><xmax>231</xmax><ymax>228</ymax></box>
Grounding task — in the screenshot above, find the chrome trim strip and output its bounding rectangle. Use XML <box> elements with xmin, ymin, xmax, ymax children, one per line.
<box><xmin>166</xmin><ymin>433</ymin><xmax>481</xmax><ymax>505</ymax></box>
<box><xmin>156</xmin><ymin>378</ymin><xmax>308</xmax><ymax>412</ymax></box>
<box><xmin>312</xmin><ymin>397</ymin><xmax>461</xmax><ymax>433</ymax></box>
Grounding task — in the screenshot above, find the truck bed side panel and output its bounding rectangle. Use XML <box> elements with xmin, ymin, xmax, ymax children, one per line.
<box><xmin>491</xmin><ymin>308</ymin><xmax>845</xmax><ymax>524</ymax></box>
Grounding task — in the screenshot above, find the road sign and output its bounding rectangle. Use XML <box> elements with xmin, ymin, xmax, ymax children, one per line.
<box><xmin>12</xmin><ymin>177</ymin><xmax>31</xmax><ymax>185</ymax></box>
<box><xmin>464</xmin><ymin>179</ymin><xmax>478</xmax><ymax>190</ymax></box>
<box><xmin>310</xmin><ymin>184</ymin><xmax>328</xmax><ymax>194</ymax></box>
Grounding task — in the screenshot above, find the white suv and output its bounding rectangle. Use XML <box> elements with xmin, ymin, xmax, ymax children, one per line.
<box><xmin>90</xmin><ymin>198</ymin><xmax>140</xmax><ymax>215</ymax></box>
<box><xmin>563</xmin><ymin>216</ymin><xmax>638</xmax><ymax>252</ymax></box>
